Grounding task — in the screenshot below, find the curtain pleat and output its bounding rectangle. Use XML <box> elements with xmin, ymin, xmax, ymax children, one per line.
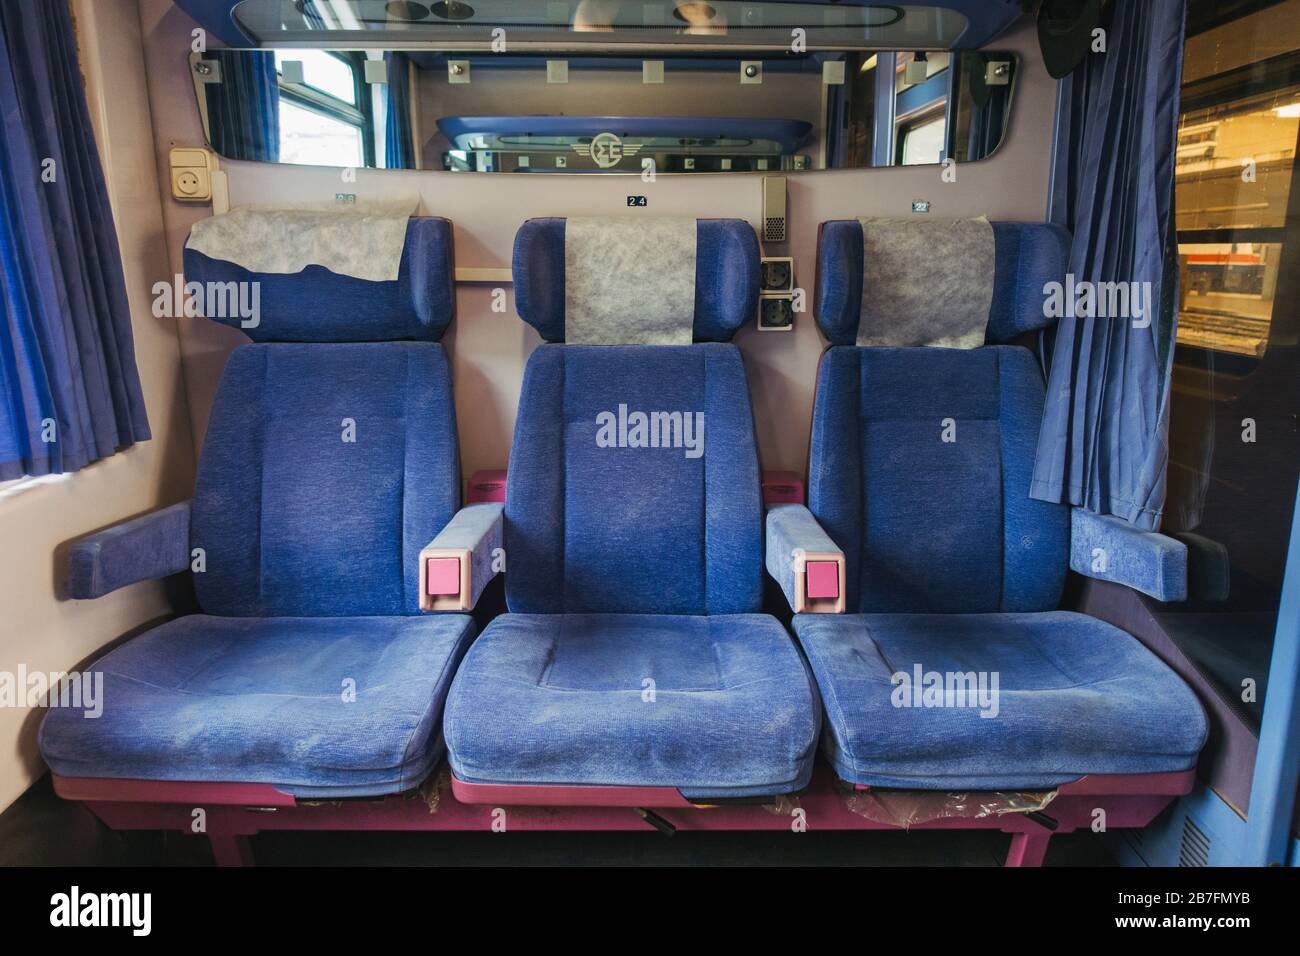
<box><xmin>0</xmin><ymin>0</ymin><xmax>150</xmax><ymax>480</ymax></box>
<box><xmin>1030</xmin><ymin>0</ymin><xmax>1187</xmax><ymax>531</ymax></box>
<box><xmin>204</xmin><ymin>49</ymin><xmax>279</xmax><ymax>163</ymax></box>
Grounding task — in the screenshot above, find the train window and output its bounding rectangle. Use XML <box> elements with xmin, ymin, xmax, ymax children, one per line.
<box><xmin>276</xmin><ymin>50</ymin><xmax>358</xmax><ymax>106</ymax></box>
<box><xmin>899</xmin><ymin>113</ymin><xmax>946</xmax><ymax>166</ymax></box>
<box><xmin>273</xmin><ymin>51</ymin><xmax>373</xmax><ymax>167</ymax></box>
<box><xmin>1174</xmin><ymin>5</ymin><xmax>1300</xmax><ymax>360</ymax></box>
<box><xmin>278</xmin><ymin>100</ymin><xmax>366</xmax><ymax>169</ymax></box>
<box><xmin>889</xmin><ymin>49</ymin><xmax>952</xmax><ymax>167</ymax></box>
<box><xmin>1163</xmin><ymin>0</ymin><xmax>1300</xmax><ymax>733</ymax></box>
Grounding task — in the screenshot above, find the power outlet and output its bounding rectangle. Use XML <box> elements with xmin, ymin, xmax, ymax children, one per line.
<box><xmin>760</xmin><ymin>257</ymin><xmax>794</xmax><ymax>293</ymax></box>
<box><xmin>758</xmin><ymin>296</ymin><xmax>794</xmax><ymax>331</ymax></box>
<box><xmin>169</xmin><ymin>147</ymin><xmax>214</xmax><ymax>202</ymax></box>
<box><xmin>173</xmin><ymin>169</ymin><xmax>204</xmax><ymax>199</ymax></box>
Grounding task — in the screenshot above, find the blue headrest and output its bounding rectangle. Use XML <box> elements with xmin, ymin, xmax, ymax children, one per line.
<box><xmin>512</xmin><ymin>218</ymin><xmax>759</xmax><ymax>343</ymax></box>
<box><xmin>183</xmin><ymin>217</ymin><xmax>455</xmax><ymax>342</ymax></box>
<box><xmin>815</xmin><ymin>220</ymin><xmax>1070</xmax><ymax>345</ymax></box>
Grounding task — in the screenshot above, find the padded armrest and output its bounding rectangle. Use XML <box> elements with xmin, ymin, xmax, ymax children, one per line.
<box><xmin>1069</xmin><ymin>509</ymin><xmax>1187</xmax><ymax>602</ymax></box>
<box><xmin>419</xmin><ymin>503</ymin><xmax>504</xmax><ymax>611</ymax></box>
<box><xmin>66</xmin><ymin>501</ymin><xmax>192</xmax><ymax>599</ymax></box>
<box><xmin>765</xmin><ymin>505</ymin><xmax>845</xmax><ymax>614</ymax></box>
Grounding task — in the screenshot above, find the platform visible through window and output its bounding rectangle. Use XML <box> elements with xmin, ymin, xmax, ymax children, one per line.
<box><xmin>1174</xmin><ymin>12</ymin><xmax>1300</xmax><ymax>359</ymax></box>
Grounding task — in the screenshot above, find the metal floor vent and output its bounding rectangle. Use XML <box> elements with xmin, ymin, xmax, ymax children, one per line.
<box><xmin>1179</xmin><ymin>816</ymin><xmax>1211</xmax><ymax>867</ymax></box>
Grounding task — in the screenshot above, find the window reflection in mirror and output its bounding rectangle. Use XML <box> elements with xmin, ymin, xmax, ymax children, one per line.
<box><xmin>189</xmin><ymin>49</ymin><xmax>1016</xmax><ymax>173</ymax></box>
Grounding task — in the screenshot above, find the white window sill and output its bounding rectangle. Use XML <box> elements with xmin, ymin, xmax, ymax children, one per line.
<box><xmin>0</xmin><ymin>473</ymin><xmax>72</xmax><ymax>502</ymax></box>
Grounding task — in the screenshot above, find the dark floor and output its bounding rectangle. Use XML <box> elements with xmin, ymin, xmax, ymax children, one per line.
<box><xmin>0</xmin><ymin>774</ymin><xmax>1117</xmax><ymax>867</ymax></box>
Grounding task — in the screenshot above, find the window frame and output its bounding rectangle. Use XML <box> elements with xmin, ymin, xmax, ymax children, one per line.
<box><xmin>276</xmin><ymin>51</ymin><xmax>375</xmax><ymax>168</ymax></box>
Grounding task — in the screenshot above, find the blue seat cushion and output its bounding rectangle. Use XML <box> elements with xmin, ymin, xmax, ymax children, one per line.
<box><xmin>792</xmin><ymin>611</ymin><xmax>1207</xmax><ymax>789</ymax></box>
<box><xmin>444</xmin><ymin>613</ymin><xmax>820</xmax><ymax>798</ymax></box>
<box><xmin>39</xmin><ymin>613</ymin><xmax>476</xmax><ymax>798</ymax></box>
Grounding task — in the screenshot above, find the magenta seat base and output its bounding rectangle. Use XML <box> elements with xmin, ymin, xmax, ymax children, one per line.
<box><xmin>50</xmin><ymin>764</ymin><xmax>1195</xmax><ymax>868</ymax></box>
<box><xmin>450</xmin><ymin>777</ymin><xmax>696</xmax><ymax>807</ymax></box>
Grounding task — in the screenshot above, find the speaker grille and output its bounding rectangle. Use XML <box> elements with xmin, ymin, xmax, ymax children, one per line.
<box><xmin>764</xmin><ymin>217</ymin><xmax>786</xmax><ymax>242</ymax></box>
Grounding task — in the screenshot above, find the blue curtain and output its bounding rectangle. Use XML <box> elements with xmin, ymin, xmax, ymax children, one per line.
<box><xmin>204</xmin><ymin>49</ymin><xmax>279</xmax><ymax>162</ymax></box>
<box><xmin>1030</xmin><ymin>0</ymin><xmax>1187</xmax><ymax>531</ymax></box>
<box><xmin>384</xmin><ymin>53</ymin><xmax>415</xmax><ymax>169</ymax></box>
<box><xmin>0</xmin><ymin>0</ymin><xmax>150</xmax><ymax>480</ymax></box>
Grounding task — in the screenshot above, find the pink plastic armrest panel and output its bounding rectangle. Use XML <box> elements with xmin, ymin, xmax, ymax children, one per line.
<box><xmin>806</xmin><ymin>560</ymin><xmax>840</xmax><ymax>599</ymax></box>
<box><xmin>425</xmin><ymin>557</ymin><xmax>462</xmax><ymax>596</ymax></box>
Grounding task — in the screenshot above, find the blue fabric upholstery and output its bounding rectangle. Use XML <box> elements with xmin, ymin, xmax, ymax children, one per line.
<box><xmin>191</xmin><ymin>342</ymin><xmax>460</xmax><ymax>617</ymax></box>
<box><xmin>765</xmin><ymin>504</ymin><xmax>843</xmax><ymax>612</ymax></box>
<box><xmin>512</xmin><ymin>218</ymin><xmax>759</xmax><ymax>343</ymax></box>
<box><xmin>182</xmin><ymin>217</ymin><xmax>455</xmax><ymax>342</ymax></box>
<box><xmin>1070</xmin><ymin>508</ymin><xmax>1188</xmax><ymax>602</ymax></box>
<box><xmin>793</xmin><ymin>612</ymin><xmax>1207</xmax><ymax>788</ymax></box>
<box><xmin>505</xmin><ymin>344</ymin><xmax>762</xmax><ymax>615</ymax></box>
<box><xmin>809</xmin><ymin>345</ymin><xmax>1069</xmax><ymax>613</ymax></box>
<box><xmin>444</xmin><ymin>613</ymin><xmax>819</xmax><ymax>796</ymax></box>
<box><xmin>39</xmin><ymin>613</ymin><xmax>476</xmax><ymax>797</ymax></box>
<box><xmin>66</xmin><ymin>502</ymin><xmax>192</xmax><ymax>599</ymax></box>
<box><xmin>796</xmin><ymin>213</ymin><xmax>1205</xmax><ymax>791</ymax></box>
<box><xmin>426</xmin><ymin>502</ymin><xmax>503</xmax><ymax>609</ymax></box>
<box><xmin>42</xmin><ymin>220</ymin><xmax>469</xmax><ymax>795</ymax></box>
<box><xmin>815</xmin><ymin>220</ymin><xmax>1070</xmax><ymax>345</ymax></box>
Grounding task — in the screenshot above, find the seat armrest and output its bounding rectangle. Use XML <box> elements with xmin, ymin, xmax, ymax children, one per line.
<box><xmin>1069</xmin><ymin>509</ymin><xmax>1187</xmax><ymax>602</ymax></box>
<box><xmin>419</xmin><ymin>503</ymin><xmax>504</xmax><ymax>611</ymax></box>
<box><xmin>765</xmin><ymin>504</ymin><xmax>845</xmax><ymax>614</ymax></box>
<box><xmin>66</xmin><ymin>501</ymin><xmax>192</xmax><ymax>599</ymax></box>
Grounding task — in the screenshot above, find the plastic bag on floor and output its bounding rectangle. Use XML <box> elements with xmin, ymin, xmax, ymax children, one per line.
<box><xmin>845</xmin><ymin>788</ymin><xmax>1057</xmax><ymax>828</ymax></box>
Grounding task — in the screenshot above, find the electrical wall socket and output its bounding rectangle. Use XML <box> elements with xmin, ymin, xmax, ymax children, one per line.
<box><xmin>757</xmin><ymin>296</ymin><xmax>794</xmax><ymax>332</ymax></box>
<box><xmin>169</xmin><ymin>147</ymin><xmax>216</xmax><ymax>202</ymax></box>
<box><xmin>760</xmin><ymin>257</ymin><xmax>795</xmax><ymax>293</ymax></box>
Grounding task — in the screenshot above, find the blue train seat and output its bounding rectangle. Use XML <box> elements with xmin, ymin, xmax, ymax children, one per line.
<box><xmin>443</xmin><ymin>217</ymin><xmax>821</xmax><ymax>800</ymax></box>
<box><xmin>39</xmin><ymin>216</ymin><xmax>482</xmax><ymax>798</ymax></box>
<box><xmin>768</xmin><ymin>219</ymin><xmax>1208</xmax><ymax>790</ymax></box>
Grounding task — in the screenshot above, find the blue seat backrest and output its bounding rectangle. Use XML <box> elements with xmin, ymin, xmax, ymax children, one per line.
<box><xmin>185</xmin><ymin>214</ymin><xmax>460</xmax><ymax>616</ymax></box>
<box><xmin>506</xmin><ymin>344</ymin><xmax>762</xmax><ymax>615</ymax></box>
<box><xmin>505</xmin><ymin>217</ymin><xmax>763</xmax><ymax>615</ymax></box>
<box><xmin>811</xmin><ymin>220</ymin><xmax>1072</xmax><ymax>614</ymax></box>
<box><xmin>810</xmin><ymin>345</ymin><xmax>1068</xmax><ymax>613</ymax></box>
<box><xmin>191</xmin><ymin>343</ymin><xmax>460</xmax><ymax>617</ymax></box>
